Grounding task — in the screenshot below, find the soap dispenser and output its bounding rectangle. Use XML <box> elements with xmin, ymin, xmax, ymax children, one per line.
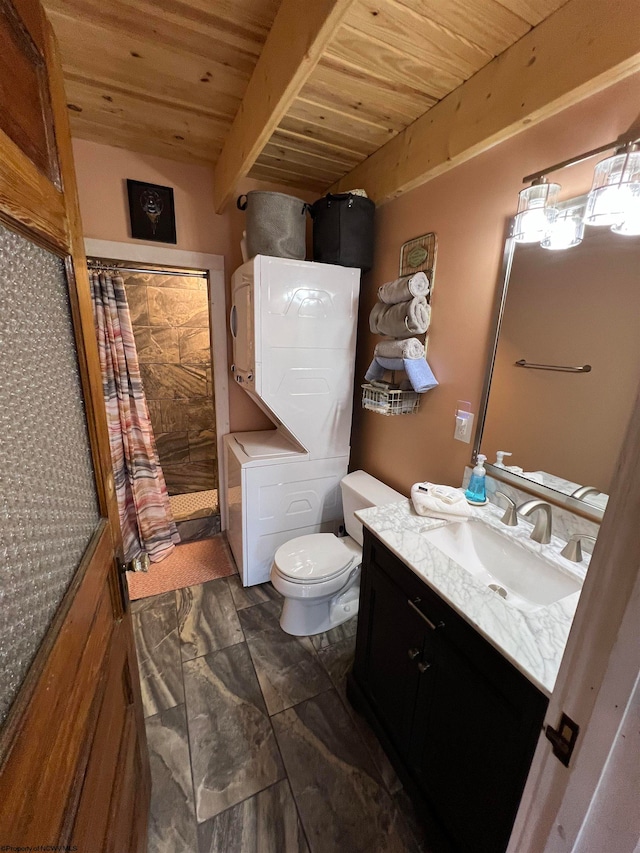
<box><xmin>465</xmin><ymin>454</ymin><xmax>488</xmax><ymax>505</ymax></box>
<box><xmin>494</xmin><ymin>451</ymin><xmax>512</xmax><ymax>468</ymax></box>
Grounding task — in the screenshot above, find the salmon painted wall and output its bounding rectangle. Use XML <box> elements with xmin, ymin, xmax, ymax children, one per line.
<box><xmin>351</xmin><ymin>73</ymin><xmax>640</xmax><ymax>496</ymax></box>
<box><xmin>72</xmin><ymin>138</ymin><xmax>316</xmax><ymax>433</ymax></box>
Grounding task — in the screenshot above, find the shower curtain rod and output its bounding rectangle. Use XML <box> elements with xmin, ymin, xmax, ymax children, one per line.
<box><xmin>87</xmin><ymin>258</ymin><xmax>208</xmax><ymax>279</ymax></box>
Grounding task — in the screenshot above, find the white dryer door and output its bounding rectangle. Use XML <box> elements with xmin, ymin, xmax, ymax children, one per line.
<box><xmin>230</xmin><ymin>266</ymin><xmax>255</xmax><ymax>383</ymax></box>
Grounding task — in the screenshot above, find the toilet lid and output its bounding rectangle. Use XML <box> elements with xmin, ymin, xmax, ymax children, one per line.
<box><xmin>274</xmin><ymin>534</ymin><xmax>357</xmax><ymax>583</ymax></box>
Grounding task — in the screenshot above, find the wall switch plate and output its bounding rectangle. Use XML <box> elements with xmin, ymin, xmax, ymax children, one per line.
<box><xmin>454</xmin><ymin>410</ymin><xmax>474</xmax><ymax>443</ymax></box>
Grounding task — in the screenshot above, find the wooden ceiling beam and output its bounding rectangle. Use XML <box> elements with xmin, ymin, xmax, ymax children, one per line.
<box><xmin>212</xmin><ymin>0</ymin><xmax>356</xmax><ymax>212</ymax></box>
<box><xmin>330</xmin><ymin>0</ymin><xmax>640</xmax><ymax>203</ymax></box>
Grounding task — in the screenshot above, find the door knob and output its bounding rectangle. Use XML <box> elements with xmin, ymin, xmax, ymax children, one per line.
<box><xmin>408</xmin><ymin>648</ymin><xmax>420</xmax><ymax>660</ymax></box>
<box><xmin>417</xmin><ymin>661</ymin><xmax>431</xmax><ymax>673</ymax></box>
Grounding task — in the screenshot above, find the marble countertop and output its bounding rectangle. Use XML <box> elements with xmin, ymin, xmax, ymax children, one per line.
<box><xmin>356</xmin><ymin>499</ymin><xmax>588</xmax><ymax>696</ymax></box>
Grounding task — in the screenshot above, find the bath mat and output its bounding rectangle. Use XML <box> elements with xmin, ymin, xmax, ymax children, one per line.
<box><xmin>127</xmin><ymin>534</ymin><xmax>237</xmax><ymax>600</ymax></box>
<box><xmin>169</xmin><ymin>489</ymin><xmax>218</xmax><ymax>520</ymax></box>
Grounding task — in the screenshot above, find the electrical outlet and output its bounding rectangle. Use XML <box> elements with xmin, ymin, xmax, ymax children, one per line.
<box><xmin>454</xmin><ymin>410</ymin><xmax>474</xmax><ymax>443</ymax></box>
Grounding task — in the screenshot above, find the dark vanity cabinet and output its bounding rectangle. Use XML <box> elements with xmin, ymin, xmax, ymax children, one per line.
<box><xmin>348</xmin><ymin>530</ymin><xmax>549</xmax><ymax>853</ymax></box>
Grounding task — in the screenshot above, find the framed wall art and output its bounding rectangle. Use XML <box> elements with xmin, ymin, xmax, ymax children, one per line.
<box><xmin>126</xmin><ymin>179</ymin><xmax>177</xmax><ymax>244</ymax></box>
<box><xmin>399</xmin><ymin>232</ymin><xmax>437</xmax><ymax>284</ymax></box>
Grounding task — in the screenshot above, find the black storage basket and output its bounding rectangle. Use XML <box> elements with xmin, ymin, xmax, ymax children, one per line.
<box><xmin>310</xmin><ymin>193</ymin><xmax>375</xmax><ymax>271</ymax></box>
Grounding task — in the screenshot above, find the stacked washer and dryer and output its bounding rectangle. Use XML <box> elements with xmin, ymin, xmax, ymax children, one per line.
<box><xmin>224</xmin><ymin>255</ymin><xmax>405</xmax><ymax>634</ymax></box>
<box><xmin>224</xmin><ymin>255</ymin><xmax>361</xmax><ymax>586</ymax></box>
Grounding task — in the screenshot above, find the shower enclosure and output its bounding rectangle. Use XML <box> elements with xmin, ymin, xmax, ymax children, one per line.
<box><xmin>91</xmin><ymin>260</ymin><xmax>221</xmax><ymax>544</ymax></box>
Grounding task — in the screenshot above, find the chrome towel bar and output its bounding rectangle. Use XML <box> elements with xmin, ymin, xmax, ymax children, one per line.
<box><xmin>515</xmin><ymin>359</ymin><xmax>591</xmax><ymax>374</ymax></box>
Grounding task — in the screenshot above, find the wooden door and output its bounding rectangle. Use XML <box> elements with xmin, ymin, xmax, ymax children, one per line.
<box><xmin>0</xmin><ymin>1</ymin><xmax>150</xmax><ymax>849</ymax></box>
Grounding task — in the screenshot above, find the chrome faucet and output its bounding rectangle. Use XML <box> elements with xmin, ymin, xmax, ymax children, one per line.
<box><xmin>517</xmin><ymin>499</ymin><xmax>553</xmax><ymax>544</ymax></box>
<box><xmin>561</xmin><ymin>534</ymin><xmax>597</xmax><ymax>562</ymax></box>
<box><xmin>495</xmin><ymin>492</ymin><xmax>518</xmax><ymax>526</ymax></box>
<box><xmin>571</xmin><ymin>485</ymin><xmax>601</xmax><ymax>500</ymax></box>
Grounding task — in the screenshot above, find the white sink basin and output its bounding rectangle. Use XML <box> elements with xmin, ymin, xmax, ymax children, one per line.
<box><xmin>422</xmin><ymin>521</ymin><xmax>581</xmax><ymax>612</ymax></box>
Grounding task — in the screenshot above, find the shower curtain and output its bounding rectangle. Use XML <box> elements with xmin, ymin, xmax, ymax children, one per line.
<box><xmin>90</xmin><ymin>270</ymin><xmax>180</xmax><ymax>565</ymax></box>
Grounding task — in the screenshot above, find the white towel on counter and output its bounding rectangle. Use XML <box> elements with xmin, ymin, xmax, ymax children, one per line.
<box><xmin>411</xmin><ymin>482</ymin><xmax>472</xmax><ymax>520</ymax></box>
<box><xmin>369</xmin><ymin>298</ymin><xmax>431</xmax><ymax>337</ymax></box>
<box><xmin>377</xmin><ymin>271</ymin><xmax>430</xmax><ymax>305</ymax></box>
<box><xmin>374</xmin><ymin>337</ymin><xmax>424</xmax><ymax>359</ymax></box>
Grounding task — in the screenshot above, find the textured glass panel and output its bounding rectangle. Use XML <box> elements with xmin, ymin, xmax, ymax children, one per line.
<box><xmin>0</xmin><ymin>223</ymin><xmax>100</xmax><ymax>726</ymax></box>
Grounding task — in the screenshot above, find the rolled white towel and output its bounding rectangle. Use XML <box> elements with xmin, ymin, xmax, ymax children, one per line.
<box><xmin>378</xmin><ymin>271</ymin><xmax>430</xmax><ymax>305</ymax></box>
<box><xmin>369</xmin><ymin>298</ymin><xmax>431</xmax><ymax>337</ymax></box>
<box><xmin>411</xmin><ymin>482</ymin><xmax>472</xmax><ymax>520</ymax></box>
<box><xmin>374</xmin><ymin>337</ymin><xmax>424</xmax><ymax>359</ymax></box>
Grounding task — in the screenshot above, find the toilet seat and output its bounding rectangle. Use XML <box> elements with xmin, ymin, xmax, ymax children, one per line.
<box><xmin>273</xmin><ymin>534</ymin><xmax>358</xmax><ymax>584</ymax></box>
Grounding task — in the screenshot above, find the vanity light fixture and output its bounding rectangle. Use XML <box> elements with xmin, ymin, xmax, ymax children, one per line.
<box><xmin>584</xmin><ymin>142</ymin><xmax>640</xmax><ymax>228</ymax></box>
<box><xmin>611</xmin><ymin>206</ymin><xmax>640</xmax><ymax>236</ymax></box>
<box><xmin>610</xmin><ymin>171</ymin><xmax>640</xmax><ymax>235</ymax></box>
<box><xmin>541</xmin><ymin>200</ymin><xmax>586</xmax><ymax>250</ymax></box>
<box><xmin>518</xmin><ymin>137</ymin><xmax>640</xmax><ymax>248</ymax></box>
<box><xmin>512</xmin><ymin>178</ymin><xmax>560</xmax><ymax>244</ymax></box>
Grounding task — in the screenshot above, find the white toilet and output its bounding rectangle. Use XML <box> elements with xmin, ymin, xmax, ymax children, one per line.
<box><xmin>271</xmin><ymin>470</ymin><xmax>405</xmax><ymax>636</ymax></box>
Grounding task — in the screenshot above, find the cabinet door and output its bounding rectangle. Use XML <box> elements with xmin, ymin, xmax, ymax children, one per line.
<box><xmin>357</xmin><ymin>556</ymin><xmax>428</xmax><ymax>756</ymax></box>
<box><xmin>411</xmin><ymin>639</ymin><xmax>542</xmax><ymax>853</ymax></box>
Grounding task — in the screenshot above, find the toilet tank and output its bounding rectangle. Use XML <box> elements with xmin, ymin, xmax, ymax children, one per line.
<box><xmin>341</xmin><ymin>471</ymin><xmax>405</xmax><ymax>546</ymax></box>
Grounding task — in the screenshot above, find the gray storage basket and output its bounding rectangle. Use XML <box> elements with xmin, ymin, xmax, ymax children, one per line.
<box><xmin>237</xmin><ymin>191</ymin><xmax>308</xmax><ymax>260</ymax></box>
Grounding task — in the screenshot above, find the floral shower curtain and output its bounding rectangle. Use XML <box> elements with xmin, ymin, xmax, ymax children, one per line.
<box><xmin>90</xmin><ymin>270</ymin><xmax>180</xmax><ymax>565</ymax></box>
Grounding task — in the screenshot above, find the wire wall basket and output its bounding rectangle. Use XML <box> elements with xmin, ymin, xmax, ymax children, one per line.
<box><xmin>362</xmin><ymin>382</ymin><xmax>420</xmax><ymax>416</ymax></box>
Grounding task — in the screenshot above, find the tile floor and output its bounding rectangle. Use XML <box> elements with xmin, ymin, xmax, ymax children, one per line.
<box><xmin>132</xmin><ymin>572</ymin><xmax>431</xmax><ymax>853</ymax></box>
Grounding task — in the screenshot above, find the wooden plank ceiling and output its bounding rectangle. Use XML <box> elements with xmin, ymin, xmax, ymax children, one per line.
<box><xmin>44</xmin><ymin>0</ymin><xmax>569</xmax><ymax>195</ymax></box>
<box><xmin>43</xmin><ymin>0</ymin><xmax>281</xmax><ymax>165</ymax></box>
<box><xmin>253</xmin><ymin>0</ymin><xmax>571</xmax><ymax>191</ymax></box>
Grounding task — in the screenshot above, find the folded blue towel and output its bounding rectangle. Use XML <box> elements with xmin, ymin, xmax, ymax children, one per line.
<box><xmin>364</xmin><ymin>358</ymin><xmax>386</xmax><ymax>382</ymax></box>
<box><xmin>376</xmin><ymin>356</ymin><xmax>405</xmax><ymax>372</ymax></box>
<box><xmin>365</xmin><ymin>356</ymin><xmax>438</xmax><ymax>393</ymax></box>
<box><xmin>404</xmin><ymin>357</ymin><xmax>438</xmax><ymax>393</ymax></box>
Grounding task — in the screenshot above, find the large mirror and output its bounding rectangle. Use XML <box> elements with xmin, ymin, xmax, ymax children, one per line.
<box><xmin>475</xmin><ymin>202</ymin><xmax>640</xmax><ymax>520</ymax></box>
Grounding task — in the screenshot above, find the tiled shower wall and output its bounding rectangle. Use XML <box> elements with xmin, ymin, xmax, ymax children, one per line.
<box><xmin>123</xmin><ymin>272</ymin><xmax>216</xmax><ymax>496</ymax></box>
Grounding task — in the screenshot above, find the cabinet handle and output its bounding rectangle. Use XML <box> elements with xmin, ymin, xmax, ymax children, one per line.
<box><xmin>408</xmin><ymin>648</ymin><xmax>420</xmax><ymax>660</ymax></box>
<box><xmin>408</xmin><ymin>598</ymin><xmax>444</xmax><ymax>632</ymax></box>
<box><xmin>417</xmin><ymin>661</ymin><xmax>431</xmax><ymax>673</ymax></box>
